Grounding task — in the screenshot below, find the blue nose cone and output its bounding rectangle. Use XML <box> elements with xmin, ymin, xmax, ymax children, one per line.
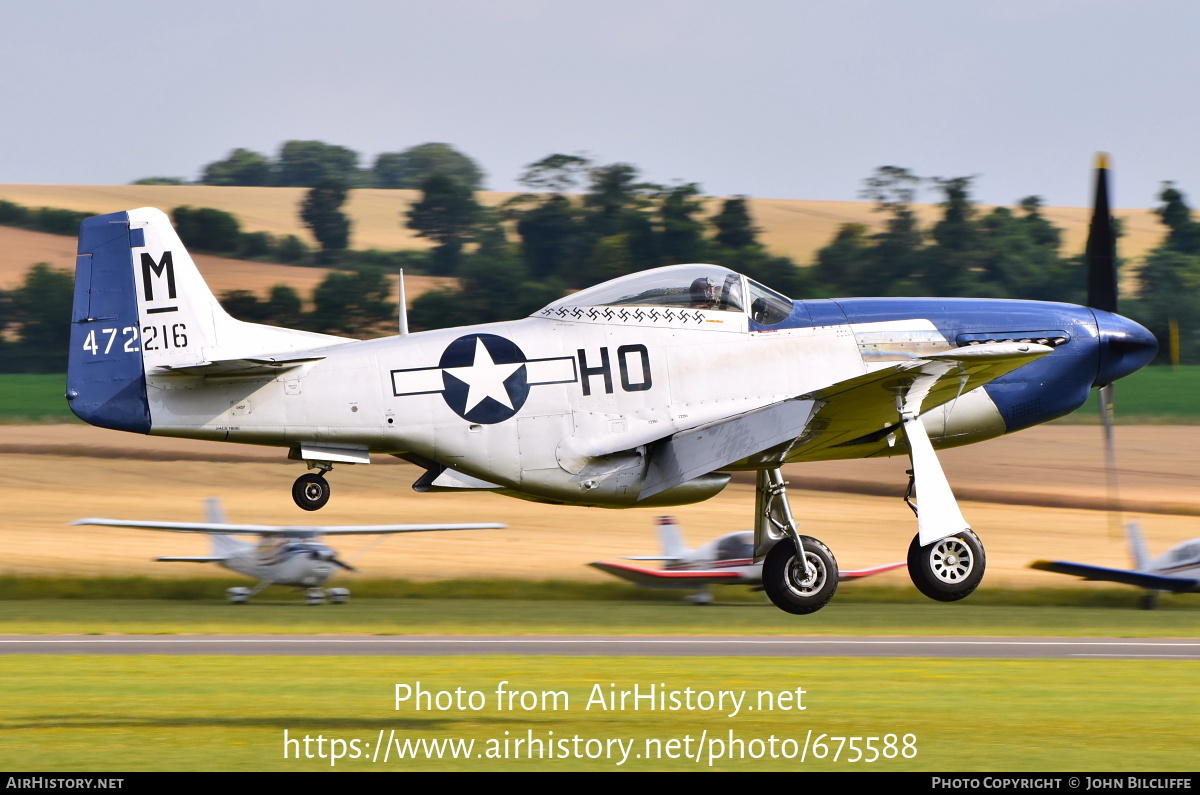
<box><xmin>1093</xmin><ymin>310</ymin><xmax>1158</xmax><ymax>386</ymax></box>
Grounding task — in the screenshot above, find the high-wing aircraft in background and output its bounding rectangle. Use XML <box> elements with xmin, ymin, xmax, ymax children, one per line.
<box><xmin>590</xmin><ymin>516</ymin><xmax>905</xmax><ymax>604</ymax></box>
<box><xmin>65</xmin><ymin>157</ymin><xmax>1156</xmax><ymax>615</ymax></box>
<box><xmin>73</xmin><ymin>498</ymin><xmax>505</xmax><ymax>604</ymax></box>
<box><xmin>1030</xmin><ymin>521</ymin><xmax>1200</xmax><ymax>609</ymax></box>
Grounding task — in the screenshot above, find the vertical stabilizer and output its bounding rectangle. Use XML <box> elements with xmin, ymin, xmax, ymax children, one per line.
<box><xmin>656</xmin><ymin>516</ymin><xmax>689</xmax><ymax>559</ymax></box>
<box><xmin>1126</xmin><ymin>520</ymin><xmax>1151</xmax><ymax>571</ymax></box>
<box><xmin>200</xmin><ymin>498</ymin><xmax>244</xmax><ymax>558</ymax></box>
<box><xmin>67</xmin><ymin>211</ymin><xmax>150</xmax><ymax>432</ymax></box>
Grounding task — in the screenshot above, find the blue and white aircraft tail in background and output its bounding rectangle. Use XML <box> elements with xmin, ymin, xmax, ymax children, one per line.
<box><xmin>65</xmin><ymin>156</ymin><xmax>1157</xmax><ymax>615</ymax></box>
<box><xmin>73</xmin><ymin>498</ymin><xmax>505</xmax><ymax>604</ymax></box>
<box><xmin>1031</xmin><ymin>521</ymin><xmax>1200</xmax><ymax>609</ymax></box>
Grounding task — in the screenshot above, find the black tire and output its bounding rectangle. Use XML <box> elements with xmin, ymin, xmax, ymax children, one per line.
<box><xmin>292</xmin><ymin>473</ymin><xmax>331</xmax><ymax>511</ymax></box>
<box><xmin>907</xmin><ymin>529</ymin><xmax>985</xmax><ymax>602</ymax></box>
<box><xmin>762</xmin><ymin>536</ymin><xmax>839</xmax><ymax>615</ymax></box>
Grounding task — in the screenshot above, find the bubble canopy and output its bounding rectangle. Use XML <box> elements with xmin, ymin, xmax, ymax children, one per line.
<box><xmin>539</xmin><ymin>264</ymin><xmax>795</xmax><ymax>325</ymax></box>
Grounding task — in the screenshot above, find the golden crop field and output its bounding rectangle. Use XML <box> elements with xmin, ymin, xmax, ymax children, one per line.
<box><xmin>2</xmin><ymin>424</ymin><xmax>1196</xmax><ymax>588</ymax></box>
<box><xmin>0</xmin><ymin>183</ymin><xmax>1169</xmax><ymax>267</ymax></box>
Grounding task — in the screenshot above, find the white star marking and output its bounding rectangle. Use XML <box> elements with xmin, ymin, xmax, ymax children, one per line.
<box><xmin>445</xmin><ymin>338</ymin><xmax>523</xmax><ymax>413</ymax></box>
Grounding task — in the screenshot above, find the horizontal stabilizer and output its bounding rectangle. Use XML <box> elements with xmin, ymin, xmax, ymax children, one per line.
<box><xmin>1030</xmin><ymin>560</ymin><xmax>1198</xmax><ymax>593</ymax></box>
<box><xmin>151</xmin><ymin>354</ymin><xmax>326</xmax><ymax>377</ymax></box>
<box><xmin>73</xmin><ymin>518</ymin><xmax>505</xmax><ymax>536</ymax></box>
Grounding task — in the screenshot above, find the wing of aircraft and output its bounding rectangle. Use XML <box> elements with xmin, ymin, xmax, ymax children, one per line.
<box><xmin>1029</xmin><ymin>560</ymin><xmax>1199</xmax><ymax>593</ymax></box>
<box><xmin>590</xmin><ymin>560</ymin><xmax>905</xmax><ymax>588</ymax></box>
<box><xmin>72</xmin><ymin>499</ymin><xmax>506</xmax><ymax>604</ymax></box>
<box><xmin>71</xmin><ymin>519</ymin><xmax>506</xmax><ymax>535</ymax></box>
<box><xmin>589</xmin><ymin>561</ymin><xmax>752</xmax><ymax>588</ymax></box>
<box><xmin>640</xmin><ymin>342</ymin><xmax>1052</xmax><ymax>500</ymax></box>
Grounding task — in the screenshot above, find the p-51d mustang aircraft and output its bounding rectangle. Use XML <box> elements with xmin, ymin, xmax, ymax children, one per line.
<box><xmin>590</xmin><ymin>516</ymin><xmax>905</xmax><ymax>604</ymax></box>
<box><xmin>72</xmin><ymin>498</ymin><xmax>505</xmax><ymax>603</ymax></box>
<box><xmin>65</xmin><ymin>157</ymin><xmax>1156</xmax><ymax>615</ymax></box>
<box><xmin>1030</xmin><ymin>521</ymin><xmax>1200</xmax><ymax>609</ymax></box>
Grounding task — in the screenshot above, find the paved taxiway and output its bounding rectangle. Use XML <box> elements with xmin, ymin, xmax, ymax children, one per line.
<box><xmin>1</xmin><ymin>635</ymin><xmax>1196</xmax><ymax>658</ymax></box>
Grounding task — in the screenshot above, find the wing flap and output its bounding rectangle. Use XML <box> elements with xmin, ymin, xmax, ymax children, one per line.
<box><xmin>641</xmin><ymin>399</ymin><xmax>816</xmax><ymax>499</ymax></box>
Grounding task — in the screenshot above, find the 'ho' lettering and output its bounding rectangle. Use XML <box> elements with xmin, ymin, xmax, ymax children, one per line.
<box><xmin>577</xmin><ymin>346</ymin><xmax>653</xmax><ymax>395</ymax></box>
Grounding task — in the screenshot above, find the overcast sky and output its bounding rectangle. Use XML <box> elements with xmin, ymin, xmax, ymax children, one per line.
<box><xmin>3</xmin><ymin>1</ymin><xmax>1198</xmax><ymax>208</ymax></box>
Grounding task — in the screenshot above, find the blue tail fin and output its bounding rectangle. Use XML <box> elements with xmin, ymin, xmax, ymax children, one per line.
<box><xmin>66</xmin><ymin>211</ymin><xmax>149</xmax><ymax>433</ymax></box>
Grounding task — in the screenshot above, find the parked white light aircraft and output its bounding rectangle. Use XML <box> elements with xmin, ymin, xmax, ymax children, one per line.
<box><xmin>590</xmin><ymin>516</ymin><xmax>905</xmax><ymax>604</ymax></box>
<box><xmin>72</xmin><ymin>498</ymin><xmax>505</xmax><ymax>604</ymax></box>
<box><xmin>1030</xmin><ymin>521</ymin><xmax>1200</xmax><ymax>609</ymax></box>
<box><xmin>65</xmin><ymin>158</ymin><xmax>1156</xmax><ymax>615</ymax></box>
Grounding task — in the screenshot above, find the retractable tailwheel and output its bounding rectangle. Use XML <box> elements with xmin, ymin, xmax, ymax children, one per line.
<box><xmin>226</xmin><ymin>587</ymin><xmax>251</xmax><ymax>605</ymax></box>
<box><xmin>907</xmin><ymin>529</ymin><xmax>985</xmax><ymax>602</ymax></box>
<box><xmin>327</xmin><ymin>588</ymin><xmax>350</xmax><ymax>605</ymax></box>
<box><xmin>293</xmin><ymin>472</ymin><xmax>331</xmax><ymax>511</ymax></box>
<box><xmin>763</xmin><ymin>536</ymin><xmax>839</xmax><ymax>615</ymax></box>
<box><xmin>305</xmin><ymin>588</ymin><xmax>325</xmax><ymax>606</ymax></box>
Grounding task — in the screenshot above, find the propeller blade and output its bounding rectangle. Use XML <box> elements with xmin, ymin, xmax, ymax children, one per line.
<box><xmin>1098</xmin><ymin>383</ymin><xmax>1124</xmax><ymax>540</ymax></box>
<box><xmin>1087</xmin><ymin>156</ymin><xmax>1124</xmax><ymax>540</ymax></box>
<box><xmin>1085</xmin><ymin>153</ymin><xmax>1118</xmax><ymax>313</ymax></box>
<box><xmin>331</xmin><ymin>557</ymin><xmax>358</xmax><ymax>572</ymax></box>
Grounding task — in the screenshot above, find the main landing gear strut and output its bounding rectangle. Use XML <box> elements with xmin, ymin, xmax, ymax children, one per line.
<box><xmin>753</xmin><ymin>409</ymin><xmax>987</xmax><ymax>616</ymax></box>
<box><xmin>754</xmin><ymin>468</ymin><xmax>839</xmax><ymax>614</ymax></box>
<box><xmin>900</xmin><ymin>410</ymin><xmax>986</xmax><ymax>601</ymax></box>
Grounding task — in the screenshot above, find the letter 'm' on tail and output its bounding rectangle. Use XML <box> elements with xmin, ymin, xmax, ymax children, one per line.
<box><xmin>67</xmin><ymin>208</ymin><xmax>344</xmax><ymax>433</ymax></box>
<box><xmin>656</xmin><ymin>516</ymin><xmax>689</xmax><ymax>559</ymax></box>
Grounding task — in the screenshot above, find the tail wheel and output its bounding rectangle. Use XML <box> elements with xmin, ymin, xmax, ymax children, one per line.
<box><xmin>763</xmin><ymin>536</ymin><xmax>839</xmax><ymax>615</ymax></box>
<box><xmin>293</xmin><ymin>473</ymin><xmax>331</xmax><ymax>511</ymax></box>
<box><xmin>907</xmin><ymin>529</ymin><xmax>985</xmax><ymax>602</ymax></box>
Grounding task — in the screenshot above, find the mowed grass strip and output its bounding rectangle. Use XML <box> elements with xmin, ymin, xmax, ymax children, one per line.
<box><xmin>0</xmin><ymin>374</ymin><xmax>76</xmax><ymax>423</ymax></box>
<box><xmin>0</xmin><ymin>655</ymin><xmax>1193</xmax><ymax>771</ymax></box>
<box><xmin>0</xmin><ymin>596</ymin><xmax>1196</xmax><ymax>636</ymax></box>
<box><xmin>1058</xmin><ymin>365</ymin><xmax>1200</xmax><ymax>423</ymax></box>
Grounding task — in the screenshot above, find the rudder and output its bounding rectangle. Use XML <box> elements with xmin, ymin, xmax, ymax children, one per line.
<box><xmin>67</xmin><ymin>211</ymin><xmax>150</xmax><ymax>432</ymax></box>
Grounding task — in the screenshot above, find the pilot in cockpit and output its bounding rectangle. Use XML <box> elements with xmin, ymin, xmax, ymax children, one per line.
<box><xmin>690</xmin><ymin>276</ymin><xmax>721</xmax><ymax>309</ymax></box>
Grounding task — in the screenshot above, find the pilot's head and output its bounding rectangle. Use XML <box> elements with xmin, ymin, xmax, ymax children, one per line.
<box><xmin>690</xmin><ymin>276</ymin><xmax>719</xmax><ymax>307</ymax></box>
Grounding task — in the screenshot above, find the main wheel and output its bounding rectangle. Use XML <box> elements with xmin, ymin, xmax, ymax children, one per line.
<box><xmin>907</xmin><ymin>529</ymin><xmax>985</xmax><ymax>602</ymax></box>
<box><xmin>762</xmin><ymin>536</ymin><xmax>839</xmax><ymax>615</ymax></box>
<box><xmin>292</xmin><ymin>473</ymin><xmax>331</xmax><ymax>511</ymax></box>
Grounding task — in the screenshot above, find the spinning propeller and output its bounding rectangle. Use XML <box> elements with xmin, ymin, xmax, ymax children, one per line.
<box><xmin>1085</xmin><ymin>154</ymin><xmax>1128</xmax><ymax>537</ymax></box>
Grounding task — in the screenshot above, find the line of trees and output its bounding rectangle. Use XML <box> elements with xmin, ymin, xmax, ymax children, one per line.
<box><xmin>5</xmin><ymin>153</ymin><xmax>1200</xmax><ymax>368</ymax></box>
<box><xmin>194</xmin><ymin>141</ymin><xmax>484</xmax><ymax>190</ymax></box>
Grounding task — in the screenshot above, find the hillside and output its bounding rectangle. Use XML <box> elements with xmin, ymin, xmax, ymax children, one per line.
<box><xmin>0</xmin><ymin>224</ymin><xmax>454</xmax><ymax>300</ymax></box>
<box><xmin>0</xmin><ymin>184</ymin><xmax>1170</xmax><ymax>270</ymax></box>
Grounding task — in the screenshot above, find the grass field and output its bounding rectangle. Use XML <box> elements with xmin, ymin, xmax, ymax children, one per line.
<box><xmin>0</xmin><ymin>374</ymin><xmax>75</xmax><ymax>423</ymax></box>
<box><xmin>1</xmin><ymin>655</ymin><xmax>1193</xmax><ymax>771</ymax></box>
<box><xmin>0</xmin><ymin>594</ymin><xmax>1196</xmax><ymax>636</ymax></box>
